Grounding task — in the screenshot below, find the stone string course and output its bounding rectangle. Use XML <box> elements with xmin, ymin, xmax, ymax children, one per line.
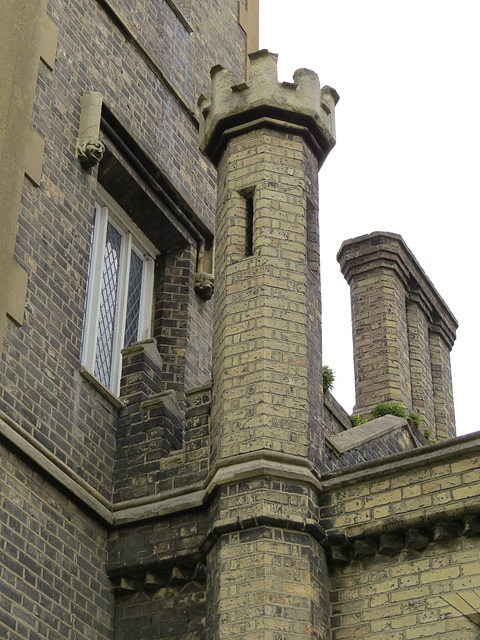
<box><xmin>1</xmin><ymin>2</ymin><xmax>477</xmax><ymax>639</ymax></box>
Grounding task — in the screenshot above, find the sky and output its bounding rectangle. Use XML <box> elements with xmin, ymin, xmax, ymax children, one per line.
<box><xmin>259</xmin><ymin>0</ymin><xmax>480</xmax><ymax>436</ymax></box>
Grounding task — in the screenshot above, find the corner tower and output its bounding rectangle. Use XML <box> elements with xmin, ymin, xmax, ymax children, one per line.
<box><xmin>200</xmin><ymin>49</ymin><xmax>338</xmax><ymax>469</ymax></box>
<box><xmin>199</xmin><ymin>50</ymin><xmax>338</xmax><ymax>638</ymax></box>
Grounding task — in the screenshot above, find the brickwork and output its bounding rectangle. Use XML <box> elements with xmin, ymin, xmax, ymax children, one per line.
<box><xmin>323</xmin><ymin>394</ymin><xmax>352</xmax><ymax>438</ymax></box>
<box><xmin>338</xmin><ymin>232</ymin><xmax>458</xmax><ymax>438</ymax></box>
<box><xmin>114</xmin><ymin>339</ymin><xmax>187</xmax><ymax>503</ymax></box>
<box><xmin>339</xmin><ymin>249</ymin><xmax>411</xmax><ymax>412</ymax></box>
<box><xmin>210</xmin><ymin>128</ymin><xmax>314</xmax><ymax>461</ymax></box>
<box><xmin>201</xmin><ymin>51</ymin><xmax>337</xmax><ymax>469</ymax></box>
<box><xmin>115</xmin><ymin>582</ymin><xmax>206</xmax><ymax>640</ymax></box>
<box><xmin>0</xmin><ymin>1</ymin><xmax>246</xmax><ymax>638</ymax></box>
<box><xmin>330</xmin><ymin>537</ymin><xmax>480</xmax><ymax>639</ymax></box>
<box><xmin>0</xmin><ymin>442</ymin><xmax>113</xmax><ymax>639</ymax></box>
<box><xmin>406</xmin><ymin>298</ymin><xmax>436</xmax><ymax>430</ymax></box>
<box><xmin>321</xmin><ymin>438</ymin><xmax>480</xmax><ymax>543</ymax></box>
<box><xmin>1</xmin><ymin>0</ymin><xmax>474</xmax><ymax>637</ymax></box>
<box><xmin>430</xmin><ymin>328</ymin><xmax>456</xmax><ymax>441</ymax></box>
<box><xmin>108</xmin><ymin>511</ymin><xmax>209</xmax><ymax>639</ymax></box>
<box><xmin>324</xmin><ymin>424</ymin><xmax>417</xmax><ymax>472</ymax></box>
<box><xmin>108</xmin><ymin>509</ymin><xmax>208</xmax><ymax>577</ymax></box>
<box><xmin>152</xmin><ymin>246</ymin><xmax>213</xmax><ymax>397</ymax></box>
<box><xmin>0</xmin><ymin>0</ymin><xmax>244</xmax><ymax>500</ymax></box>
<box><xmin>207</xmin><ymin>526</ymin><xmax>330</xmax><ymax>640</ymax></box>
<box><xmin>321</xmin><ymin>435</ymin><xmax>480</xmax><ymax>637</ymax></box>
<box><xmin>113</xmin><ymin>382</ymin><xmax>211</xmax><ymax>504</ymax></box>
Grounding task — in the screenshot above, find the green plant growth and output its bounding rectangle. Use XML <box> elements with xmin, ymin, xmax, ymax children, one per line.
<box><xmin>350</xmin><ymin>414</ymin><xmax>368</xmax><ymax>427</ymax></box>
<box><xmin>424</xmin><ymin>428</ymin><xmax>438</xmax><ymax>444</ymax></box>
<box><xmin>408</xmin><ymin>411</ymin><xmax>421</xmax><ymax>428</ymax></box>
<box><xmin>322</xmin><ymin>365</ymin><xmax>335</xmax><ymax>395</ymax></box>
<box><xmin>372</xmin><ymin>401</ymin><xmax>407</xmax><ymax>419</ymax></box>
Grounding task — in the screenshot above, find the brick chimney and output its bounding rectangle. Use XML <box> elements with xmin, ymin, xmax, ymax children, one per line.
<box><xmin>338</xmin><ymin>231</ymin><xmax>457</xmax><ymax>440</ymax></box>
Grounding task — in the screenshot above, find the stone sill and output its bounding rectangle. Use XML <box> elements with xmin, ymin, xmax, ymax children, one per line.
<box><xmin>80</xmin><ymin>366</ymin><xmax>125</xmax><ymax>409</ymax></box>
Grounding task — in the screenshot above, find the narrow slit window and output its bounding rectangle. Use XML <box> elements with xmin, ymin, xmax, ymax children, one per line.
<box><xmin>306</xmin><ymin>197</ymin><xmax>320</xmax><ymax>274</ymax></box>
<box><xmin>245</xmin><ymin>195</ymin><xmax>254</xmax><ymax>257</ymax></box>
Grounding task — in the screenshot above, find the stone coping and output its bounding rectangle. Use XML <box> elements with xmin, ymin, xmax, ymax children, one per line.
<box><xmin>322</xmin><ymin>428</ymin><xmax>480</xmax><ymax>489</ymax></box>
<box><xmin>326</xmin><ymin>414</ymin><xmax>409</xmax><ymax>454</ymax></box>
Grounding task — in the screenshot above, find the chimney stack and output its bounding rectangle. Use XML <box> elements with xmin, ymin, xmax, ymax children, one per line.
<box><xmin>338</xmin><ymin>231</ymin><xmax>457</xmax><ymax>440</ymax></box>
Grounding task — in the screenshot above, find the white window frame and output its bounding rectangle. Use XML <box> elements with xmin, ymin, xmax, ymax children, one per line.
<box><xmin>82</xmin><ymin>187</ymin><xmax>158</xmax><ymax>396</ymax></box>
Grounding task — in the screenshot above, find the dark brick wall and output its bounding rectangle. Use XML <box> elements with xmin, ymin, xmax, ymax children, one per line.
<box><xmin>108</xmin><ymin>509</ymin><xmax>207</xmax><ymax>577</ymax></box>
<box><xmin>113</xmin><ymin>382</ymin><xmax>211</xmax><ymax>503</ymax></box>
<box><xmin>0</xmin><ymin>0</ymin><xmax>244</xmax><ymax>498</ymax></box>
<box><xmin>115</xmin><ymin>584</ymin><xmax>206</xmax><ymax>640</ymax></box>
<box><xmin>154</xmin><ymin>246</ymin><xmax>213</xmax><ymax>398</ymax></box>
<box><xmin>0</xmin><ymin>2</ymin><xmax>244</xmax><ymax>638</ymax></box>
<box><xmin>0</xmin><ymin>442</ymin><xmax>113</xmax><ymax>639</ymax></box>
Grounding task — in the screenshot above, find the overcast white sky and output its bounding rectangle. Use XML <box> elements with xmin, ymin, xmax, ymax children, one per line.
<box><xmin>260</xmin><ymin>0</ymin><xmax>480</xmax><ymax>436</ymax></box>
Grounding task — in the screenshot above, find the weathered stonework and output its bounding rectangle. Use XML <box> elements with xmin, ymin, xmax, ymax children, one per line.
<box><xmin>1</xmin><ymin>1</ymin><xmax>477</xmax><ymax>639</ymax></box>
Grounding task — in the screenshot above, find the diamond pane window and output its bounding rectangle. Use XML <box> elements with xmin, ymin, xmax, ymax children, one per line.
<box><xmin>94</xmin><ymin>222</ymin><xmax>122</xmax><ymax>388</ymax></box>
<box><xmin>124</xmin><ymin>250</ymin><xmax>144</xmax><ymax>349</ymax></box>
<box><xmin>82</xmin><ymin>193</ymin><xmax>156</xmax><ymax>396</ymax></box>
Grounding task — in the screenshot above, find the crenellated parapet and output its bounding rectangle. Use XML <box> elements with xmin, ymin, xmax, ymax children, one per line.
<box><xmin>198</xmin><ymin>49</ymin><xmax>339</xmax><ymax>166</ymax></box>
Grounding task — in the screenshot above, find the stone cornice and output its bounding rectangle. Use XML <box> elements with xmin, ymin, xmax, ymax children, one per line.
<box><xmin>337</xmin><ymin>231</ymin><xmax>458</xmax><ymax>347</ymax></box>
<box><xmin>114</xmin><ymin>451</ymin><xmax>322</xmax><ymax>525</ymax></box>
<box><xmin>1</xmin><ymin>405</ymin><xmax>323</xmax><ymax>528</ymax></box>
<box><xmin>4</xmin><ymin>389</ymin><xmax>478</xmax><ymax>542</ymax></box>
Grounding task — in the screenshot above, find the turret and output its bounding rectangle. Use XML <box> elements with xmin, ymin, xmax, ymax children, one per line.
<box><xmin>199</xmin><ymin>50</ymin><xmax>338</xmax><ymax>639</ymax></box>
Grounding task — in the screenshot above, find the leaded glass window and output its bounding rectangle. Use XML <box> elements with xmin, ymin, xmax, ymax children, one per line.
<box><xmin>82</xmin><ymin>193</ymin><xmax>156</xmax><ymax>396</ymax></box>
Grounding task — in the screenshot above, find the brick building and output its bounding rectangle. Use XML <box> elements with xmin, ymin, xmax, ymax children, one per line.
<box><xmin>1</xmin><ymin>1</ymin><xmax>479</xmax><ymax>639</ymax></box>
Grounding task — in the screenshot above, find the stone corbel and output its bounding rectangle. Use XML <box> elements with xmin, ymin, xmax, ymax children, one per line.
<box><xmin>194</xmin><ymin>243</ymin><xmax>214</xmax><ymax>300</ymax></box>
<box><xmin>76</xmin><ymin>91</ymin><xmax>105</xmax><ymax>169</ymax></box>
<box><xmin>194</xmin><ymin>272</ymin><xmax>214</xmax><ymax>300</ymax></box>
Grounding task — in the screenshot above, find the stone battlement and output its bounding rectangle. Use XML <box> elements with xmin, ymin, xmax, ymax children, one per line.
<box><xmin>198</xmin><ymin>49</ymin><xmax>339</xmax><ymax>165</ymax></box>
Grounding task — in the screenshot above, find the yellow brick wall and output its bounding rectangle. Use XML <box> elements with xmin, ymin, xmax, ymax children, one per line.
<box><xmin>323</xmin><ymin>448</ymin><xmax>480</xmax><ymax>539</ymax></box>
<box><xmin>406</xmin><ymin>299</ymin><xmax>436</xmax><ymax>433</ymax></box>
<box><xmin>338</xmin><ymin>232</ymin><xmax>457</xmax><ymax>437</ymax></box>
<box><xmin>330</xmin><ymin>537</ymin><xmax>480</xmax><ymax>639</ymax></box>
<box><xmin>430</xmin><ymin>330</ymin><xmax>456</xmax><ymax>440</ymax></box>
<box><xmin>347</xmin><ymin>265</ymin><xmax>411</xmax><ymax>415</ymax></box>
<box><xmin>207</xmin><ymin>526</ymin><xmax>330</xmax><ymax>640</ymax></box>
<box><xmin>211</xmin><ymin>127</ymin><xmax>321</xmax><ymax>463</ymax></box>
<box><xmin>322</xmin><ymin>439</ymin><xmax>480</xmax><ymax>638</ymax></box>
